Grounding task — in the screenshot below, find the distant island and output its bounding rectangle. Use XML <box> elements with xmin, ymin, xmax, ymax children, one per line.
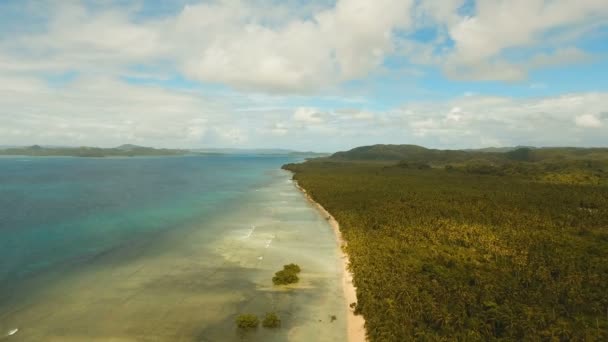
<box><xmin>191</xmin><ymin>148</ymin><xmax>328</xmax><ymax>157</ymax></box>
<box><xmin>0</xmin><ymin>144</ymin><xmax>187</xmax><ymax>157</ymax></box>
<box><xmin>284</xmin><ymin>144</ymin><xmax>608</xmax><ymax>341</ymax></box>
<box><xmin>0</xmin><ymin>144</ymin><xmax>329</xmax><ymax>158</ymax></box>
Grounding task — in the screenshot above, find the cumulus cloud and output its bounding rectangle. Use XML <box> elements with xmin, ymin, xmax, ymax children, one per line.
<box><xmin>394</xmin><ymin>92</ymin><xmax>608</xmax><ymax>146</ymax></box>
<box><xmin>575</xmin><ymin>114</ymin><xmax>603</xmax><ymax>128</ymax></box>
<box><xmin>0</xmin><ymin>74</ymin><xmax>236</xmax><ymax>147</ymax></box>
<box><xmin>445</xmin><ymin>60</ymin><xmax>527</xmax><ymax>82</ymax></box>
<box><xmin>1</xmin><ymin>71</ymin><xmax>605</xmax><ymax>149</ymax></box>
<box><xmin>0</xmin><ymin>1</ymin><xmax>606</xmax><ymax>150</ymax></box>
<box><xmin>336</xmin><ymin>109</ymin><xmax>375</xmax><ymax>121</ymax></box>
<box><xmin>269</xmin><ymin>123</ymin><xmax>289</xmax><ymax>136</ymax></box>
<box><xmin>0</xmin><ymin>0</ymin><xmax>418</xmax><ymax>92</ymax></box>
<box><xmin>293</xmin><ymin>107</ymin><xmax>328</xmax><ymax>124</ymax></box>
<box><xmin>1</xmin><ymin>0</ymin><xmax>605</xmax><ymax>88</ymax></box>
<box><xmin>443</xmin><ymin>0</ymin><xmax>608</xmax><ymax>80</ymax></box>
<box><xmin>257</xmin><ymin>93</ymin><xmax>608</xmax><ymax>150</ymax></box>
<box><xmin>529</xmin><ymin>47</ymin><xmax>592</xmax><ymax>69</ymax></box>
<box><xmin>168</xmin><ymin>0</ymin><xmax>417</xmax><ymax>91</ymax></box>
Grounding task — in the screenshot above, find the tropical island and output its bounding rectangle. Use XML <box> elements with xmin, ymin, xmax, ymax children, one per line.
<box><xmin>0</xmin><ymin>144</ymin><xmax>188</xmax><ymax>157</ymax></box>
<box><xmin>0</xmin><ymin>144</ymin><xmax>329</xmax><ymax>158</ymax></box>
<box><xmin>284</xmin><ymin>144</ymin><xmax>608</xmax><ymax>341</ymax></box>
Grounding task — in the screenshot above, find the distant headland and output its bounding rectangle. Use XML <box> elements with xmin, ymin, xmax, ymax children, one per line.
<box><xmin>0</xmin><ymin>144</ymin><xmax>329</xmax><ymax>158</ymax></box>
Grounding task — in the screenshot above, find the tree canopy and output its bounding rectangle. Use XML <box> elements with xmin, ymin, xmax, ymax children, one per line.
<box><xmin>283</xmin><ymin>150</ymin><xmax>608</xmax><ymax>341</ymax></box>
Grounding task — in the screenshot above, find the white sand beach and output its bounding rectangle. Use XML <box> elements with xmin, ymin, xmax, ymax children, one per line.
<box><xmin>293</xmin><ymin>181</ymin><xmax>367</xmax><ymax>342</ymax></box>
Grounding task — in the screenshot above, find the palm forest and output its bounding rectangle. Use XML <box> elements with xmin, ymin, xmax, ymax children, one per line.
<box><xmin>283</xmin><ymin>145</ymin><xmax>608</xmax><ymax>341</ymax></box>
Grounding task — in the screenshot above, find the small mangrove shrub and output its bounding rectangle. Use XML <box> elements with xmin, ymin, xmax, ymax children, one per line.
<box><xmin>272</xmin><ymin>270</ymin><xmax>298</xmax><ymax>285</ymax></box>
<box><xmin>262</xmin><ymin>312</ymin><xmax>281</xmax><ymax>328</ymax></box>
<box><xmin>283</xmin><ymin>263</ymin><xmax>301</xmax><ymax>273</ymax></box>
<box><xmin>272</xmin><ymin>263</ymin><xmax>302</xmax><ymax>285</ymax></box>
<box><xmin>235</xmin><ymin>314</ymin><xmax>259</xmax><ymax>329</ymax></box>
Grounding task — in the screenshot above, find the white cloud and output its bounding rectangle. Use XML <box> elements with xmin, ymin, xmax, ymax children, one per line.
<box><xmin>0</xmin><ymin>74</ymin><xmax>235</xmax><ymax>147</ymax></box>
<box><xmin>335</xmin><ymin>109</ymin><xmax>375</xmax><ymax>121</ymax></box>
<box><xmin>293</xmin><ymin>107</ymin><xmax>327</xmax><ymax>124</ymax></box>
<box><xmin>3</xmin><ymin>78</ymin><xmax>604</xmax><ymax>150</ymax></box>
<box><xmin>1</xmin><ymin>0</ymin><xmax>605</xmax><ymax>88</ymax></box>
<box><xmin>446</xmin><ymin>107</ymin><xmax>463</xmax><ymax>122</ymax></box>
<box><xmin>529</xmin><ymin>47</ymin><xmax>591</xmax><ymax>69</ymax></box>
<box><xmin>395</xmin><ymin>92</ymin><xmax>608</xmax><ymax>146</ymax></box>
<box><xmin>575</xmin><ymin>114</ymin><xmax>603</xmax><ymax>128</ymax></box>
<box><xmin>443</xmin><ymin>0</ymin><xmax>608</xmax><ymax>80</ymax></box>
<box><xmin>0</xmin><ymin>1</ymin><xmax>606</xmax><ymax>151</ymax></box>
<box><xmin>445</xmin><ymin>60</ymin><xmax>527</xmax><ymax>82</ymax></box>
<box><xmin>174</xmin><ymin>0</ymin><xmax>417</xmax><ymax>91</ymax></box>
<box><xmin>270</xmin><ymin>92</ymin><xmax>608</xmax><ymax>149</ymax></box>
<box><xmin>269</xmin><ymin>122</ymin><xmax>289</xmax><ymax>136</ymax></box>
<box><xmin>449</xmin><ymin>0</ymin><xmax>607</xmax><ymax>61</ymax></box>
<box><xmin>0</xmin><ymin>0</ymin><xmax>417</xmax><ymax>92</ymax></box>
<box><xmin>444</xmin><ymin>46</ymin><xmax>593</xmax><ymax>82</ymax></box>
<box><xmin>213</xmin><ymin>127</ymin><xmax>248</xmax><ymax>144</ymax></box>
<box><xmin>1</xmin><ymin>3</ymin><xmax>164</xmax><ymax>75</ymax></box>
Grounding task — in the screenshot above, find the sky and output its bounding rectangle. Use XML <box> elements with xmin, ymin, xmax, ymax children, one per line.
<box><xmin>0</xmin><ymin>0</ymin><xmax>607</xmax><ymax>152</ymax></box>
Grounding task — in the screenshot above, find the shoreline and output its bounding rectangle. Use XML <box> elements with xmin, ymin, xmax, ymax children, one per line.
<box><xmin>292</xmin><ymin>179</ymin><xmax>367</xmax><ymax>342</ymax></box>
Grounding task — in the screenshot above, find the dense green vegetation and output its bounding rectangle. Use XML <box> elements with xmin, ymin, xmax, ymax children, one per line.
<box><xmin>262</xmin><ymin>312</ymin><xmax>281</xmax><ymax>328</ymax></box>
<box><xmin>235</xmin><ymin>314</ymin><xmax>260</xmax><ymax>329</ymax></box>
<box><xmin>283</xmin><ymin>145</ymin><xmax>608</xmax><ymax>341</ymax></box>
<box><xmin>236</xmin><ymin>312</ymin><xmax>281</xmax><ymax>329</ymax></box>
<box><xmin>0</xmin><ymin>144</ymin><xmax>188</xmax><ymax>157</ymax></box>
<box><xmin>283</xmin><ymin>263</ymin><xmax>301</xmax><ymax>274</ymax></box>
<box><xmin>328</xmin><ymin>144</ymin><xmax>608</xmax><ymax>164</ymax></box>
<box><xmin>322</xmin><ymin>144</ymin><xmax>608</xmax><ymax>186</ymax></box>
<box><xmin>272</xmin><ymin>263</ymin><xmax>302</xmax><ymax>285</ymax></box>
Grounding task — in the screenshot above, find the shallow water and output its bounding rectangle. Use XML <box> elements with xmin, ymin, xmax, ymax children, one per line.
<box><xmin>0</xmin><ymin>156</ymin><xmax>346</xmax><ymax>341</ymax></box>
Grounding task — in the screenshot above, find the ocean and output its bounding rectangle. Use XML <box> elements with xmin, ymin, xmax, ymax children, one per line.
<box><xmin>0</xmin><ymin>155</ymin><xmax>346</xmax><ymax>341</ymax></box>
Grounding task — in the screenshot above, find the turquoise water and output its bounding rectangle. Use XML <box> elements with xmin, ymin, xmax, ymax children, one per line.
<box><xmin>0</xmin><ymin>156</ymin><xmax>347</xmax><ymax>341</ymax></box>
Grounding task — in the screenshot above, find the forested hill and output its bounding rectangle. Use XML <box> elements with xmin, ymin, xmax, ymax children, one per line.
<box><xmin>328</xmin><ymin>144</ymin><xmax>608</xmax><ymax>163</ymax></box>
<box><xmin>321</xmin><ymin>145</ymin><xmax>608</xmax><ymax>185</ymax></box>
<box><xmin>330</xmin><ymin>144</ymin><xmax>477</xmax><ymax>162</ymax></box>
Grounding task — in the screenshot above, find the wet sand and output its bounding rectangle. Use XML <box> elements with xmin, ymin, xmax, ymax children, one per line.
<box><xmin>292</xmin><ymin>181</ymin><xmax>367</xmax><ymax>342</ymax></box>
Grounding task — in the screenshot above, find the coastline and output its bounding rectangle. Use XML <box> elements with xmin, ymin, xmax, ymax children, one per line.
<box><xmin>292</xmin><ymin>179</ymin><xmax>367</xmax><ymax>342</ymax></box>
<box><xmin>1</xmin><ymin>158</ymin><xmax>349</xmax><ymax>341</ymax></box>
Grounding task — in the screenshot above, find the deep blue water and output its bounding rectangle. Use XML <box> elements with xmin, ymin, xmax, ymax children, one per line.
<box><xmin>0</xmin><ymin>155</ymin><xmax>294</xmax><ymax>301</ymax></box>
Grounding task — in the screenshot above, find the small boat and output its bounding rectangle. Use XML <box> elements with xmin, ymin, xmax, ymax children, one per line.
<box><xmin>7</xmin><ymin>328</ymin><xmax>18</xmax><ymax>336</ymax></box>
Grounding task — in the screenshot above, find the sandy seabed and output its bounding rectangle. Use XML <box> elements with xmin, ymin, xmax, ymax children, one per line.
<box><xmin>0</xmin><ymin>169</ymin><xmax>348</xmax><ymax>341</ymax></box>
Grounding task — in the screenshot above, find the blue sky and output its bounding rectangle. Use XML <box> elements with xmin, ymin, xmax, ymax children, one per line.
<box><xmin>0</xmin><ymin>0</ymin><xmax>607</xmax><ymax>151</ymax></box>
